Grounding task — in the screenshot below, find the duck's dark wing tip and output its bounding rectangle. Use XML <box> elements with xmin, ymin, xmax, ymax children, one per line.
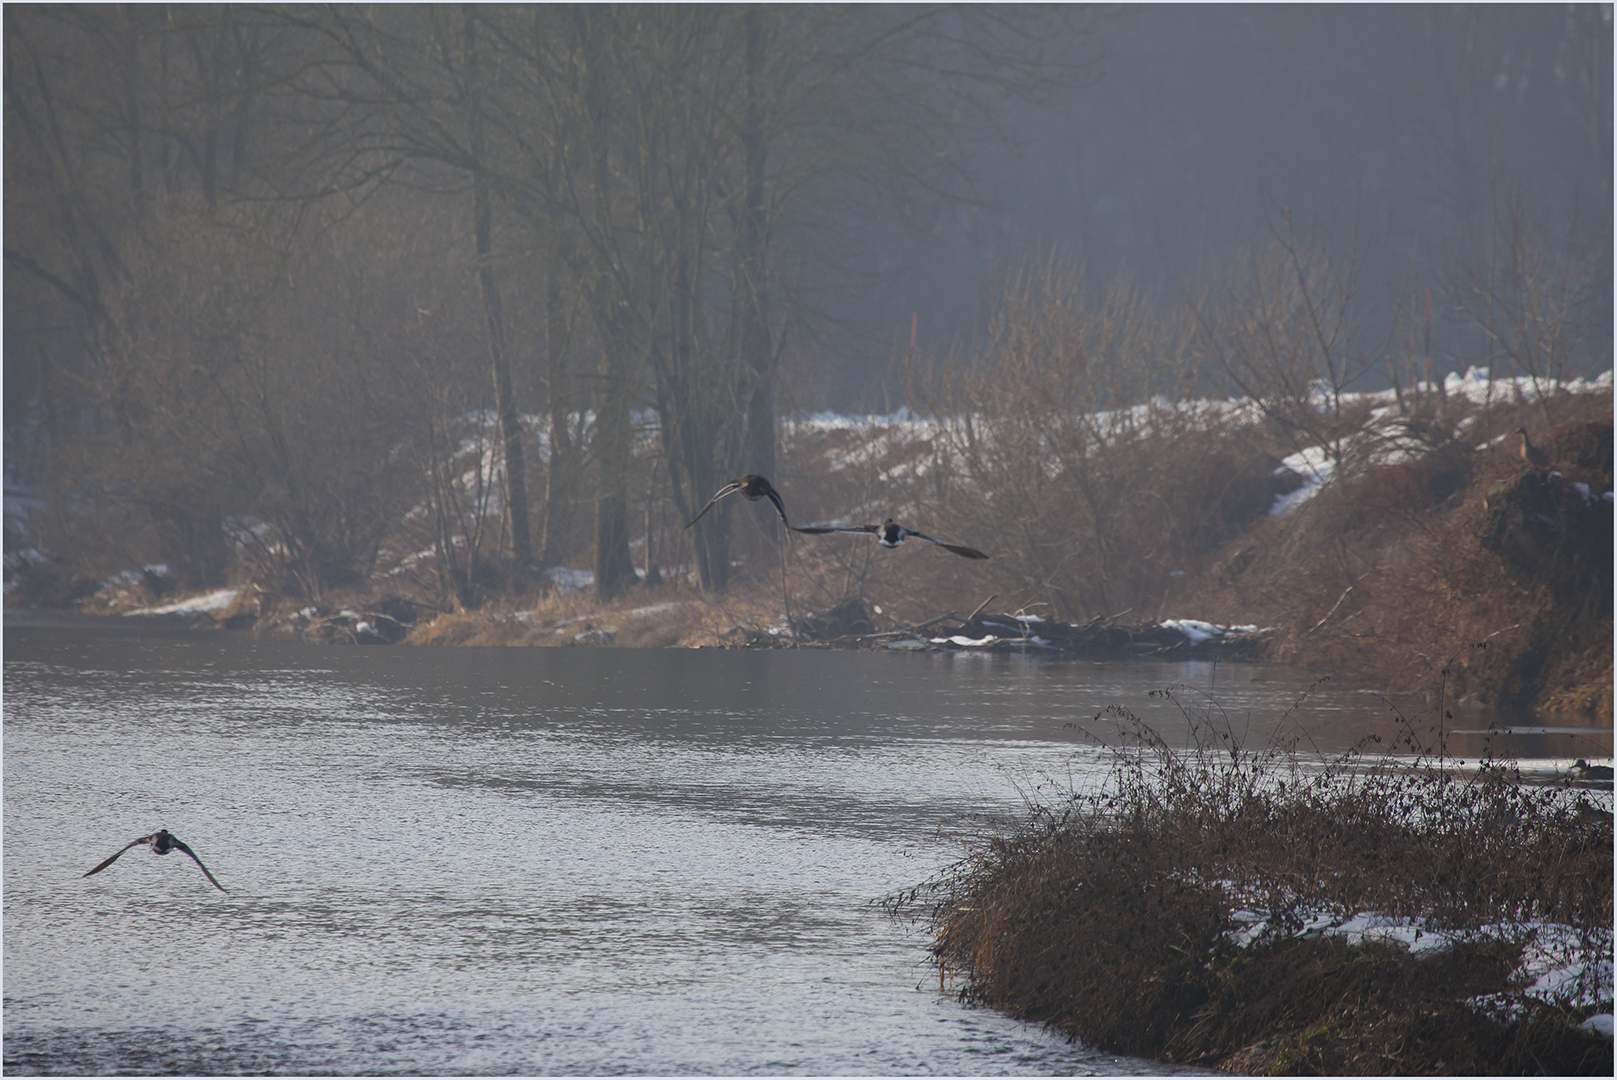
<box><xmin>763</xmin><ymin>488</ymin><xmax>791</xmax><ymax>529</ymax></box>
<box><xmin>946</xmin><ymin>544</ymin><xmax>990</xmax><ymax>560</ymax></box>
<box><xmin>172</xmin><ymin>838</ymin><xmax>228</xmax><ymax>891</ymax></box>
<box><xmin>685</xmin><ymin>481</ymin><xmax>745</xmax><ymax>529</ymax></box>
<box><xmin>908</xmin><ymin>531</ymin><xmax>990</xmax><ymax>559</ymax></box>
<box><xmin>83</xmin><ymin>838</ymin><xmax>144</xmax><ymax>878</ymax></box>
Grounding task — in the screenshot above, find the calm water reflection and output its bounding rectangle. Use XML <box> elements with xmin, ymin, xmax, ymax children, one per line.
<box><xmin>4</xmin><ymin>613</ymin><xmax>1607</xmax><ymax>1075</ymax></box>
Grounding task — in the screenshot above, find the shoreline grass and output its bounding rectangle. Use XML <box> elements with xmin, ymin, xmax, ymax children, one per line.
<box><xmin>887</xmin><ymin>695</ymin><xmax>1614</xmax><ymax>1074</ymax></box>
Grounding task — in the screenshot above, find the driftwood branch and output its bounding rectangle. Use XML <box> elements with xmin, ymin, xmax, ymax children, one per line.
<box><xmin>1305</xmin><ymin>585</ymin><xmax>1354</xmax><ymax>636</ymax></box>
<box><xmin>965</xmin><ymin>593</ymin><xmax>998</xmax><ymax>623</ymax></box>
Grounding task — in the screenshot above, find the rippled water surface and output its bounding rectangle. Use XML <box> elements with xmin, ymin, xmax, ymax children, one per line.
<box><xmin>4</xmin><ymin>614</ymin><xmax>1607</xmax><ymax>1075</ymax></box>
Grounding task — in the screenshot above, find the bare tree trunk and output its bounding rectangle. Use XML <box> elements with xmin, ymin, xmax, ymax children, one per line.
<box><xmin>736</xmin><ymin>8</ymin><xmax>776</xmax><ymax>525</ymax></box>
<box><xmin>472</xmin><ymin>174</ymin><xmax>533</xmax><ymax>571</ymax></box>
<box><xmin>463</xmin><ymin>6</ymin><xmax>532</xmax><ymax>573</ymax></box>
<box><xmin>642</xmin><ymin>457</ymin><xmax>663</xmax><ymax>586</ymax></box>
<box><xmin>593</xmin><ymin>336</ymin><xmax>637</xmax><ymax>599</ymax></box>
<box><xmin>119</xmin><ymin>4</ymin><xmax>144</xmax><ymax>218</ymax></box>
<box><xmin>538</xmin><ymin>236</ymin><xmax>577</xmax><ymax>568</ymax></box>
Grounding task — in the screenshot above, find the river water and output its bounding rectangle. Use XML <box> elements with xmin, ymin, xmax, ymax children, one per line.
<box><xmin>4</xmin><ymin>613</ymin><xmax>1608</xmax><ymax>1075</ymax></box>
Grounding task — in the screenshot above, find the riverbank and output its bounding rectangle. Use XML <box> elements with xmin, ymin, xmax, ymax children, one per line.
<box><xmin>889</xmin><ymin>707</ymin><xmax>1615</xmax><ymax>1075</ymax></box>
<box><xmin>7</xmin><ymin>376</ymin><xmax>1610</xmax><ymax>721</ymax></box>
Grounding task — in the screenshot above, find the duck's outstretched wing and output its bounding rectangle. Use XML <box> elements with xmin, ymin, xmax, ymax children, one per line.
<box><xmin>792</xmin><ymin>524</ymin><xmax>879</xmax><ymax>536</ymax></box>
<box><xmin>169</xmin><ymin>836</ymin><xmax>228</xmax><ymax>892</ymax></box>
<box><xmin>84</xmin><ymin>835</ymin><xmax>154</xmax><ymax>878</ymax></box>
<box><xmin>757</xmin><ymin>482</ymin><xmax>791</xmax><ymax>530</ymax></box>
<box><xmin>685</xmin><ymin>481</ymin><xmax>746</xmax><ymax>528</ymax></box>
<box><xmin>905</xmin><ymin>531</ymin><xmax>990</xmax><ymax>559</ymax></box>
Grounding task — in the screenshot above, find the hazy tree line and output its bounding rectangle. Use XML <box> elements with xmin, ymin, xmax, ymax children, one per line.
<box><xmin>4</xmin><ymin>4</ymin><xmax>1086</xmax><ymax>603</ymax></box>
<box><xmin>866</xmin><ymin>3</ymin><xmax>1614</xmax><ymax>382</ymax></box>
<box><xmin>5</xmin><ymin>5</ymin><xmax>1609</xmax><ymax>618</ymax></box>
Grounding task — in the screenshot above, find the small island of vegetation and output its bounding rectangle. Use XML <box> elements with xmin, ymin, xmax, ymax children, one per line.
<box><xmin>887</xmin><ymin>700</ymin><xmax>1614</xmax><ymax>1075</ymax></box>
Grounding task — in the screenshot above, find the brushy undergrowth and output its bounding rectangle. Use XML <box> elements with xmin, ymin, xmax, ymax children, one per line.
<box><xmin>889</xmin><ymin>694</ymin><xmax>1614</xmax><ymax>1075</ymax></box>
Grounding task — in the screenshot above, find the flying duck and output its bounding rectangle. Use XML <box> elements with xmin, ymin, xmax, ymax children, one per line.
<box><xmin>686</xmin><ymin>474</ymin><xmax>790</xmax><ymax>530</ymax></box>
<box><xmin>793</xmin><ymin>518</ymin><xmax>988</xmax><ymax>559</ymax></box>
<box><xmin>84</xmin><ymin>829</ymin><xmax>227</xmax><ymax>891</ymax></box>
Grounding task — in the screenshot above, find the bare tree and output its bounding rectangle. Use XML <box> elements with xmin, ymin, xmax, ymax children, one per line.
<box><xmin>5</xmin><ymin>4</ymin><xmax>1097</xmax><ymax>604</ymax></box>
<box><xmin>515</xmin><ymin>6</ymin><xmax>1094</xmax><ymax>592</ymax></box>
<box><xmin>1442</xmin><ymin>186</ymin><xmax>1612</xmax><ymax>421</ymax></box>
<box><xmin>915</xmin><ymin>254</ymin><xmax>1193</xmax><ymax>617</ymax></box>
<box><xmin>1189</xmin><ymin>208</ymin><xmax>1388</xmax><ymax>463</ymax></box>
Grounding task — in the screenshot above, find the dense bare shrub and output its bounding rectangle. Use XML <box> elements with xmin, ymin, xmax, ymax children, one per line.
<box><xmin>1187</xmin><ymin>210</ymin><xmax>1388</xmax><ymax>463</ymax></box>
<box><xmin>1444</xmin><ymin>190</ymin><xmax>1613</xmax><ymax>418</ymax></box>
<box><xmin>907</xmin><ymin>255</ymin><xmax>1288</xmax><ymax>619</ymax></box>
<box><xmin>895</xmin><ymin>702</ymin><xmax>1614</xmax><ymax>1072</ymax></box>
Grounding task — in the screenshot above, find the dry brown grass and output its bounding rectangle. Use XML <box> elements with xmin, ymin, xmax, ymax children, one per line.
<box><xmin>1182</xmin><ymin>395</ymin><xmax>1613</xmax><ymax>719</ymax></box>
<box><xmin>893</xmin><ymin>701</ymin><xmax>1614</xmax><ymax>1074</ymax></box>
<box><xmin>49</xmin><ymin>384</ymin><xmax>1608</xmax><ymax>733</ymax></box>
<box><xmin>404</xmin><ymin>583</ymin><xmax>792</xmax><ymax>649</ymax></box>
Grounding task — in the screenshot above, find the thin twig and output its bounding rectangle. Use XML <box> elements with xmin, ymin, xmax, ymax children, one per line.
<box><xmin>1304</xmin><ymin>585</ymin><xmax>1354</xmax><ymax>636</ymax></box>
<box><xmin>778</xmin><ymin>535</ymin><xmax>796</xmax><ymax>643</ymax></box>
<box><xmin>964</xmin><ymin>593</ymin><xmax>998</xmax><ymax>623</ymax></box>
<box><xmin>907</xmin><ymin>611</ymin><xmax>959</xmax><ymax>632</ymax></box>
<box><xmin>836</xmin><ymin>611</ymin><xmax>959</xmax><ymax>642</ymax></box>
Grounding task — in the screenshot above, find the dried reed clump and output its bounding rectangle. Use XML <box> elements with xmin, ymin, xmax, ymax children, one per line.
<box><xmin>1178</xmin><ymin>395</ymin><xmax>1614</xmax><ymax>718</ymax></box>
<box><xmin>895</xmin><ymin>699</ymin><xmax>1614</xmax><ymax>1074</ymax></box>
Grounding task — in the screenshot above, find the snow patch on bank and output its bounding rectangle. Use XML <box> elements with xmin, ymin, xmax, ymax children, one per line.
<box><xmin>1228</xmin><ymin>909</ymin><xmax>1613</xmax><ymax>1012</ymax></box>
<box><xmin>545</xmin><ymin>567</ymin><xmax>595</xmax><ymax>594</ymax></box>
<box><xmin>126</xmin><ymin>588</ymin><xmax>240</xmax><ymax>616</ymax></box>
<box><xmin>1159</xmin><ymin>618</ymin><xmax>1262</xmax><ymax>644</ymax></box>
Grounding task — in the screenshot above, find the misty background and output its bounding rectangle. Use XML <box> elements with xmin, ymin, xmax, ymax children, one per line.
<box><xmin>4</xmin><ymin>4</ymin><xmax>1611</xmax><ymax>604</ymax></box>
<box><xmin>833</xmin><ymin>3</ymin><xmax>1612</xmax><ymax>406</ymax></box>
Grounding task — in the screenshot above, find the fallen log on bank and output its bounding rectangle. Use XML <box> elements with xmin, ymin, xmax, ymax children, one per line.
<box><xmin>782</xmin><ymin>595</ymin><xmax>1272</xmax><ymax>657</ymax></box>
<box><xmin>915</xmin><ymin>612</ymin><xmax>1273</xmax><ymax>658</ymax></box>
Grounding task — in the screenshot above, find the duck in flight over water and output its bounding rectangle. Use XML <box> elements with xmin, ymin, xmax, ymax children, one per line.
<box><xmin>84</xmin><ymin>829</ymin><xmax>228</xmax><ymax>891</ymax></box>
<box><xmin>793</xmin><ymin>518</ymin><xmax>989</xmax><ymax>559</ymax></box>
<box><xmin>686</xmin><ymin>474</ymin><xmax>790</xmax><ymax>530</ymax></box>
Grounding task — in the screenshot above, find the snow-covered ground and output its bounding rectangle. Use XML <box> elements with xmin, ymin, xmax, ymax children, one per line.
<box><xmin>1229</xmin><ymin>905</ymin><xmax>1613</xmax><ymax>1026</ymax></box>
<box><xmin>125</xmin><ymin>587</ymin><xmax>240</xmax><ymax>616</ymax></box>
<box><xmin>784</xmin><ymin>365</ymin><xmax>1615</xmax><ymax>501</ymax></box>
<box><xmin>929</xmin><ymin>618</ymin><xmax>1268</xmax><ymax>650</ymax></box>
<box><xmin>1158</xmin><ymin>618</ymin><xmax>1264</xmax><ymax>644</ymax></box>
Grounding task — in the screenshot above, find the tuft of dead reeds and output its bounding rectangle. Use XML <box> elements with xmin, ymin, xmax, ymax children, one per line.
<box><xmin>891</xmin><ymin>694</ymin><xmax>1614</xmax><ymax>1074</ymax></box>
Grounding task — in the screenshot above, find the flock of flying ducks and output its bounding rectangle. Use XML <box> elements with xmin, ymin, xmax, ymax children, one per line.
<box><xmin>685</xmin><ymin>473</ymin><xmax>990</xmax><ymax>560</ymax></box>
